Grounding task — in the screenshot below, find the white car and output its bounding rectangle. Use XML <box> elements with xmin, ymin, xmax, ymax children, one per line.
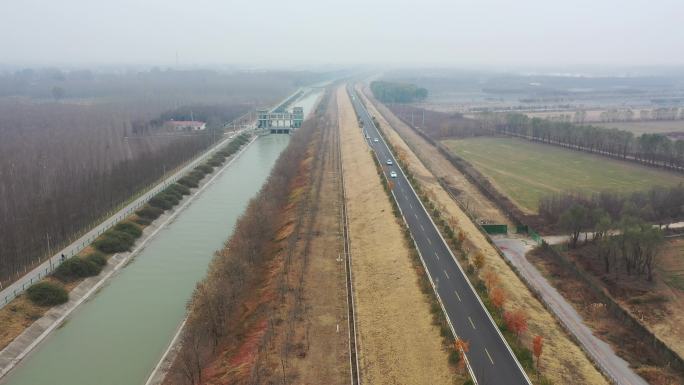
<box><xmin>386</xmin><ymin>159</ymin><xmax>393</xmax><ymax>165</ymax></box>
<box><xmin>390</xmin><ymin>171</ymin><xmax>398</xmax><ymax>178</ymax></box>
<box><xmin>373</xmin><ymin>138</ymin><xmax>379</xmax><ymax>143</ymax></box>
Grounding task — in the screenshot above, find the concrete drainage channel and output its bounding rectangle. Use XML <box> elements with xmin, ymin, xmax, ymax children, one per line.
<box><xmin>338</xmin><ymin>119</ymin><xmax>361</xmax><ymax>385</ymax></box>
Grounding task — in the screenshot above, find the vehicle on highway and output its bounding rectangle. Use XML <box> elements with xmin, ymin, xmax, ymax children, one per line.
<box><xmin>390</xmin><ymin>171</ymin><xmax>398</xmax><ymax>178</ymax></box>
<box><xmin>373</xmin><ymin>138</ymin><xmax>379</xmax><ymax>143</ymax></box>
<box><xmin>386</xmin><ymin>159</ymin><xmax>393</xmax><ymax>165</ymax></box>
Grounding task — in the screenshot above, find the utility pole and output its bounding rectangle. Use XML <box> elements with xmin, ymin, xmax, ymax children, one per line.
<box><xmin>411</xmin><ymin>111</ymin><xmax>414</xmax><ymax>126</ymax></box>
<box><xmin>46</xmin><ymin>233</ymin><xmax>52</xmax><ymax>270</ymax></box>
<box><xmin>422</xmin><ymin>110</ymin><xmax>425</xmax><ymax>127</ymax></box>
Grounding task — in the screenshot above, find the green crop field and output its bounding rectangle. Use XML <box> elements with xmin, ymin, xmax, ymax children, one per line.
<box><xmin>442</xmin><ymin>137</ymin><xmax>684</xmax><ymax>213</ymax></box>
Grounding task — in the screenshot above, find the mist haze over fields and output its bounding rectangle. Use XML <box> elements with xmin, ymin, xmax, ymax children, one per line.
<box><xmin>3</xmin><ymin>1</ymin><xmax>684</xmax><ymax>385</ymax></box>
<box><xmin>1</xmin><ymin>0</ymin><xmax>683</xmax><ymax>69</ymax></box>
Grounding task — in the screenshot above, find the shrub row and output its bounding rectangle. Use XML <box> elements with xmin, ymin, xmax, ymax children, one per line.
<box><xmin>26</xmin><ymin>282</ymin><xmax>68</xmax><ymax>306</ymax></box>
<box><xmin>94</xmin><ymin>228</ymin><xmax>136</xmax><ymax>253</ymax></box>
<box><xmin>53</xmin><ymin>251</ymin><xmax>107</xmax><ymax>282</ymax></box>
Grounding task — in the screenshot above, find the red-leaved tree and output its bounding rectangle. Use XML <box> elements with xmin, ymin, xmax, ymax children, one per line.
<box><xmin>504</xmin><ymin>309</ymin><xmax>528</xmax><ymax>340</ymax></box>
<box><xmin>490</xmin><ymin>286</ymin><xmax>507</xmax><ymax>314</ymax></box>
<box><xmin>533</xmin><ymin>335</ymin><xmax>544</xmax><ymax>370</ymax></box>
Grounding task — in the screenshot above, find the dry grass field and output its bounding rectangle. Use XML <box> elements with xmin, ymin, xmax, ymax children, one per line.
<box><xmin>632</xmin><ymin>238</ymin><xmax>684</xmax><ymax>360</ymax></box>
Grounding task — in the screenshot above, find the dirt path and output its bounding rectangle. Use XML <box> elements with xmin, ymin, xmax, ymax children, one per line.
<box><xmin>287</xmin><ymin>90</ymin><xmax>350</xmax><ymax>384</ymax></box>
<box><xmin>338</xmin><ymin>86</ymin><xmax>454</xmax><ymax>385</ymax></box>
<box><xmin>358</xmin><ymin>85</ymin><xmax>608</xmax><ymax>385</ymax></box>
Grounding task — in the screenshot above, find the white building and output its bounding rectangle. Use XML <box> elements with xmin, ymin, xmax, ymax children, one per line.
<box><xmin>166</xmin><ymin>120</ymin><xmax>207</xmax><ymax>131</ymax></box>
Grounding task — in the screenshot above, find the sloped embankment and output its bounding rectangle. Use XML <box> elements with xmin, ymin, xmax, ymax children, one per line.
<box><xmin>164</xmin><ymin>89</ymin><xmax>350</xmax><ymax>385</ymax></box>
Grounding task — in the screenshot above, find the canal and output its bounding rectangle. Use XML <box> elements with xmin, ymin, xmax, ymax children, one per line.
<box><xmin>2</xmin><ymin>90</ymin><xmax>322</xmax><ymax>385</ymax></box>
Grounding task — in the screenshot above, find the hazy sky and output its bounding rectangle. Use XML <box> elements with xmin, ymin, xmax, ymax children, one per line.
<box><xmin>1</xmin><ymin>0</ymin><xmax>682</xmax><ymax>68</ymax></box>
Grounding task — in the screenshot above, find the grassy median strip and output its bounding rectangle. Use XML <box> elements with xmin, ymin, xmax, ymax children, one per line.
<box><xmin>340</xmin><ymin>87</ymin><xmax>459</xmax><ymax>384</ymax></box>
<box><xmin>371</xmin><ymin>153</ymin><xmax>473</xmax><ymax>382</ymax></box>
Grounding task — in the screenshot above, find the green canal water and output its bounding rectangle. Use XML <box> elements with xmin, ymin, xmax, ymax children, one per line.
<box><xmin>2</xmin><ymin>134</ymin><xmax>290</xmax><ymax>385</ymax></box>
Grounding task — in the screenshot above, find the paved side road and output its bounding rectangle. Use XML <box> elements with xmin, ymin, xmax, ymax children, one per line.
<box><xmin>492</xmin><ymin>236</ymin><xmax>649</xmax><ymax>385</ymax></box>
<box><xmin>0</xmin><ymin>129</ymin><xmax>247</xmax><ymax>309</ymax></box>
<box><xmin>348</xmin><ymin>88</ymin><xmax>531</xmax><ymax>385</ymax></box>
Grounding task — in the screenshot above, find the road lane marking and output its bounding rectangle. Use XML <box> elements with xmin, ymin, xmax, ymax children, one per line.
<box><xmin>420</xmin><ymin>224</ymin><xmax>425</xmax><ymax>232</ymax></box>
<box><xmin>427</xmin><ymin>237</ymin><xmax>432</xmax><ymax>245</ymax></box>
<box><xmin>468</xmin><ymin>316</ymin><xmax>476</xmax><ymax>329</ymax></box>
<box><xmin>435</xmin><ymin>252</ymin><xmax>440</xmax><ymax>260</ymax></box>
<box><xmin>444</xmin><ymin>270</ymin><xmax>449</xmax><ymax>279</ymax></box>
<box><xmin>414</xmin><ymin>213</ymin><xmax>419</xmax><ymax>220</ymax></box>
<box><xmin>454</xmin><ymin>290</ymin><xmax>461</xmax><ymax>302</ymax></box>
<box><xmin>485</xmin><ymin>348</ymin><xmax>494</xmax><ymax>365</ymax></box>
<box><xmin>410</xmin><ymin>202</ymin><xmax>414</xmax><ymax>209</ymax></box>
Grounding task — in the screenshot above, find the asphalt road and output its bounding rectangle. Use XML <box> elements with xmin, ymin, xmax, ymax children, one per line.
<box><xmin>348</xmin><ymin>87</ymin><xmax>531</xmax><ymax>385</ymax></box>
<box><xmin>494</xmin><ymin>236</ymin><xmax>648</xmax><ymax>385</ymax></box>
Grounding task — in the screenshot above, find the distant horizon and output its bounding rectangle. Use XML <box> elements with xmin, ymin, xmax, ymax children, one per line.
<box><xmin>2</xmin><ymin>0</ymin><xmax>683</xmax><ymax>70</ymax></box>
<box><xmin>1</xmin><ymin>62</ymin><xmax>684</xmax><ymax>78</ymax></box>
